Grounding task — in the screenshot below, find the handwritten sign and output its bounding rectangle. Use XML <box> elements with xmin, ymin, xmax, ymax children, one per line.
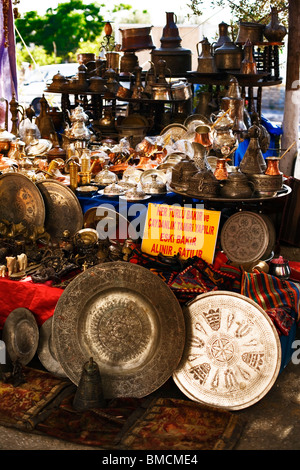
<box><xmin>142</xmin><ymin>203</ymin><xmax>221</xmax><ymax>264</ymax></box>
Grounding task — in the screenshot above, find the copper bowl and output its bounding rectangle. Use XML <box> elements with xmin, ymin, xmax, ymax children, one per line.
<box><xmin>119</xmin><ymin>26</ymin><xmax>155</xmax><ymax>52</ymax></box>
<box><xmin>77</xmin><ymin>53</ymin><xmax>96</xmax><ymax>65</ymax></box>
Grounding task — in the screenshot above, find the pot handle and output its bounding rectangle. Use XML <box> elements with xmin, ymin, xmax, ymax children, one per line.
<box><xmin>166</xmin><ymin>67</ymin><xmax>172</xmax><ymax>83</ymax></box>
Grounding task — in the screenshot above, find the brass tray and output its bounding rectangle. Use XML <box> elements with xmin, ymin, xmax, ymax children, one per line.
<box><xmin>51</xmin><ymin>262</ymin><xmax>185</xmax><ymax>398</ymax></box>
<box><xmin>220</xmin><ymin>211</ymin><xmax>269</xmax><ymax>264</ymax></box>
<box><xmin>170</xmin><ymin>184</ymin><xmax>291</xmax><ymax>203</ymax></box>
<box><xmin>173</xmin><ymin>291</ymin><xmax>281</xmax><ymax>410</ymax></box>
<box><xmin>36</xmin><ymin>179</ymin><xmax>83</xmax><ymax>239</ymax></box>
<box><xmin>160</xmin><ymin>123</ymin><xmax>188</xmax><ymax>144</ymax></box>
<box><xmin>0</xmin><ymin>172</ymin><xmax>45</xmax><ymax>226</ymax></box>
<box><xmin>2</xmin><ymin>308</ymin><xmax>39</xmax><ymax>365</ymax></box>
<box><xmin>83</xmin><ymin>206</ymin><xmax>130</xmax><ymax>241</ymax></box>
<box><xmin>37</xmin><ymin>317</ymin><xmax>67</xmax><ymax>378</ymax></box>
<box><xmin>183</xmin><ymin>113</ymin><xmax>211</xmax><ymax>132</ymax></box>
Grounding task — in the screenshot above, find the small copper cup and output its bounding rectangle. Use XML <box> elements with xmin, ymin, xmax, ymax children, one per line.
<box><xmin>195</xmin><ymin>125</ymin><xmax>212</xmax><ymax>147</ymax></box>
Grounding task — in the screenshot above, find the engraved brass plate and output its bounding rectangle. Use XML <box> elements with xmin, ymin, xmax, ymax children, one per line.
<box><xmin>173</xmin><ymin>291</ymin><xmax>281</xmax><ymax>410</ymax></box>
<box><xmin>220</xmin><ymin>211</ymin><xmax>269</xmax><ymax>264</ymax></box>
<box><xmin>0</xmin><ymin>172</ymin><xmax>45</xmax><ymax>226</ymax></box>
<box><xmin>52</xmin><ymin>262</ymin><xmax>185</xmax><ymax>398</ymax></box>
<box><xmin>36</xmin><ymin>179</ymin><xmax>83</xmax><ymax>239</ymax></box>
<box><xmin>2</xmin><ymin>308</ymin><xmax>39</xmax><ymax>365</ymax></box>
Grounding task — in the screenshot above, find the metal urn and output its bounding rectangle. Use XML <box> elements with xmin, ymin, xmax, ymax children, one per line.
<box><xmin>73</xmin><ymin>357</ymin><xmax>106</xmax><ymax>411</ymax></box>
<box><xmin>151</xmin><ymin>12</ymin><xmax>191</xmax><ymax>75</ymax></box>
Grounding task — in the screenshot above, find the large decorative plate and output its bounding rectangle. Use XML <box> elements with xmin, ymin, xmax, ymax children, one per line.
<box><xmin>0</xmin><ymin>172</ymin><xmax>45</xmax><ymax>226</ymax></box>
<box><xmin>51</xmin><ymin>262</ymin><xmax>185</xmax><ymax>398</ymax></box>
<box><xmin>83</xmin><ymin>206</ymin><xmax>130</xmax><ymax>241</ymax></box>
<box><xmin>160</xmin><ymin>123</ymin><xmax>188</xmax><ymax>144</ymax></box>
<box><xmin>37</xmin><ymin>317</ymin><xmax>67</xmax><ymax>378</ymax></box>
<box><xmin>183</xmin><ymin>113</ymin><xmax>211</xmax><ymax>132</ymax></box>
<box><xmin>173</xmin><ymin>291</ymin><xmax>281</xmax><ymax>410</ymax></box>
<box><xmin>220</xmin><ymin>211</ymin><xmax>269</xmax><ymax>264</ymax></box>
<box><xmin>2</xmin><ymin>308</ymin><xmax>39</xmax><ymax>365</ymax></box>
<box><xmin>36</xmin><ymin>179</ymin><xmax>83</xmax><ymax>239</ymax></box>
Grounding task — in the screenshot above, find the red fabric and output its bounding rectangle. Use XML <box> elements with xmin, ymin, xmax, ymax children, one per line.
<box><xmin>289</xmin><ymin>261</ymin><xmax>300</xmax><ymax>283</ymax></box>
<box><xmin>0</xmin><ymin>277</ymin><xmax>63</xmax><ymax>329</ymax></box>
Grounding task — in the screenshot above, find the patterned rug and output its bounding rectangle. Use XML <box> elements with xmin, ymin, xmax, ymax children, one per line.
<box><xmin>0</xmin><ymin>367</ymin><xmax>74</xmax><ymax>431</ymax></box>
<box><xmin>119</xmin><ymin>397</ymin><xmax>244</xmax><ymax>451</ymax></box>
<box><xmin>0</xmin><ymin>368</ymin><xmax>244</xmax><ymax>450</ymax></box>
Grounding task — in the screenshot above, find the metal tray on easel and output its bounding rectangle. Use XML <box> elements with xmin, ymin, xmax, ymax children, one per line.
<box><xmin>51</xmin><ymin>262</ymin><xmax>185</xmax><ymax>398</ymax></box>
<box><xmin>173</xmin><ymin>291</ymin><xmax>281</xmax><ymax>410</ymax></box>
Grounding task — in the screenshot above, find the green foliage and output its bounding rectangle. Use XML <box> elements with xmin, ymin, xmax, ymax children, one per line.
<box><xmin>15</xmin><ymin>44</ymin><xmax>59</xmax><ymax>69</ymax></box>
<box><xmin>188</xmin><ymin>0</ymin><xmax>288</xmax><ymax>25</ymax></box>
<box><xmin>15</xmin><ymin>0</ymin><xmax>105</xmax><ymax>61</ymax></box>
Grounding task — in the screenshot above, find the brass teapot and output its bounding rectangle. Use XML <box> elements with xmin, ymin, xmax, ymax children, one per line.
<box><xmin>220</xmin><ymin>166</ymin><xmax>254</xmax><ymax>198</ymax></box>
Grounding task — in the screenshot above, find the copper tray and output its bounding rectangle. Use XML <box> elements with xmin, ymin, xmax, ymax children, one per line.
<box><xmin>51</xmin><ymin>262</ymin><xmax>185</xmax><ymax>398</ymax></box>
<box><xmin>2</xmin><ymin>308</ymin><xmax>39</xmax><ymax>365</ymax></box>
<box><xmin>173</xmin><ymin>291</ymin><xmax>281</xmax><ymax>410</ymax></box>
<box><xmin>220</xmin><ymin>211</ymin><xmax>269</xmax><ymax>264</ymax></box>
<box><xmin>0</xmin><ymin>172</ymin><xmax>45</xmax><ymax>226</ymax></box>
<box><xmin>37</xmin><ymin>317</ymin><xmax>67</xmax><ymax>378</ymax></box>
<box><xmin>36</xmin><ymin>179</ymin><xmax>83</xmax><ymax>239</ymax></box>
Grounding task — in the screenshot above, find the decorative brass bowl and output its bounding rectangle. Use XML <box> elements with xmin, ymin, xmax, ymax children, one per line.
<box><xmin>248</xmin><ymin>173</ymin><xmax>283</xmax><ymax>198</ymax></box>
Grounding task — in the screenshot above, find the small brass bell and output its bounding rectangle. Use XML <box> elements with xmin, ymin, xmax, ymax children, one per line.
<box><xmin>73</xmin><ymin>357</ymin><xmax>106</xmax><ymax>411</ymax></box>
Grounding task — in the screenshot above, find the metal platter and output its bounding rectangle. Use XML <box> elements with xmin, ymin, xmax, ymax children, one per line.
<box><xmin>171</xmin><ymin>184</ymin><xmax>290</xmax><ymax>203</ymax></box>
<box><xmin>37</xmin><ymin>317</ymin><xmax>67</xmax><ymax>378</ymax></box>
<box><xmin>36</xmin><ymin>179</ymin><xmax>83</xmax><ymax>239</ymax></box>
<box><xmin>0</xmin><ymin>172</ymin><xmax>45</xmax><ymax>226</ymax></box>
<box><xmin>83</xmin><ymin>206</ymin><xmax>130</xmax><ymax>241</ymax></box>
<box><xmin>173</xmin><ymin>291</ymin><xmax>281</xmax><ymax>410</ymax></box>
<box><xmin>160</xmin><ymin>123</ymin><xmax>188</xmax><ymax>144</ymax></box>
<box><xmin>183</xmin><ymin>113</ymin><xmax>211</xmax><ymax>132</ymax></box>
<box><xmin>51</xmin><ymin>262</ymin><xmax>185</xmax><ymax>398</ymax></box>
<box><xmin>2</xmin><ymin>308</ymin><xmax>39</xmax><ymax>365</ymax></box>
<box><xmin>220</xmin><ymin>211</ymin><xmax>270</xmax><ymax>264</ymax></box>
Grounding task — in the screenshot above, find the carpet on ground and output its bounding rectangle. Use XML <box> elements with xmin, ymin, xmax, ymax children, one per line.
<box><xmin>0</xmin><ymin>367</ymin><xmax>244</xmax><ymax>450</ymax></box>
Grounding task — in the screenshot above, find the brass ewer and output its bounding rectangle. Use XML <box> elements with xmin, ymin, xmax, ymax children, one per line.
<box><xmin>196</xmin><ymin>37</ymin><xmax>217</xmax><ymax>73</ymax></box>
<box><xmin>73</xmin><ymin>357</ymin><xmax>106</xmax><ymax>411</ymax></box>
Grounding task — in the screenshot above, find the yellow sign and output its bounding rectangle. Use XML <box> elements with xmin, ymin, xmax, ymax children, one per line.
<box><xmin>142</xmin><ymin>203</ymin><xmax>221</xmax><ymax>264</ymax></box>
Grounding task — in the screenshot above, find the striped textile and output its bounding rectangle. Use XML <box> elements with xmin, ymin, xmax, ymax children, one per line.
<box><xmin>241</xmin><ymin>270</ymin><xmax>300</xmax><ymax>323</ymax></box>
